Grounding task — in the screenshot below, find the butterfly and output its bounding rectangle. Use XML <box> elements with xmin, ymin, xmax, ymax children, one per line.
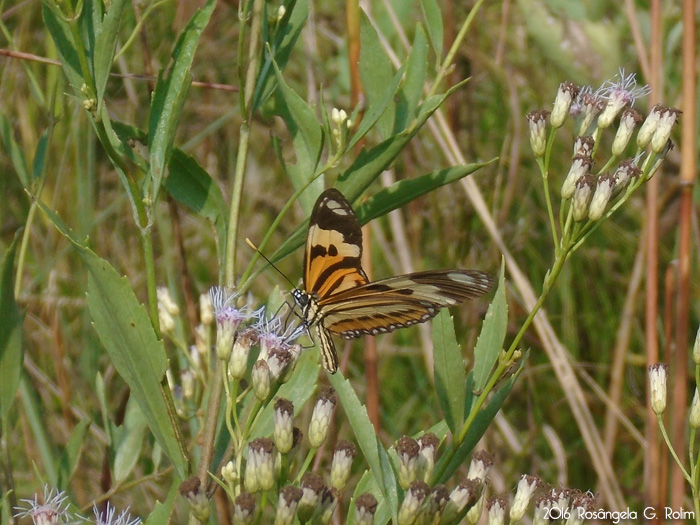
<box><xmin>291</xmin><ymin>188</ymin><xmax>494</xmax><ymax>373</ymax></box>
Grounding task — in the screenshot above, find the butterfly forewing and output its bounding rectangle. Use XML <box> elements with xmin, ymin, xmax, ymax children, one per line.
<box><xmin>297</xmin><ymin>188</ymin><xmax>493</xmax><ymax>373</ymax></box>
<box><xmin>304</xmin><ymin>189</ymin><xmax>368</xmax><ymax>297</ymax></box>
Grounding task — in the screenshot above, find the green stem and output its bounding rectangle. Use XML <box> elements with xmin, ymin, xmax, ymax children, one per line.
<box><xmin>429</xmin><ymin>0</ymin><xmax>487</xmax><ymax>98</ymax></box>
<box><xmin>657</xmin><ymin>414</ymin><xmax>692</xmax><ymax>483</ymax></box>
<box><xmin>538</xmin><ymin>156</ymin><xmax>559</xmax><ymax>250</ymax></box>
<box><xmin>225</xmin><ymin>0</ymin><xmax>264</xmax><ymax>289</ymax></box>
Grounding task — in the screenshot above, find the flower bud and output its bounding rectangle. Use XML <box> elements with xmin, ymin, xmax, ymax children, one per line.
<box><xmin>200</xmin><ymin>292</ymin><xmax>213</xmax><ymax>325</ymax></box>
<box><xmin>297</xmin><ymin>473</ymin><xmax>325</xmax><ymax>522</ymax></box>
<box><xmin>354</xmin><ymin>493</ymin><xmax>378</xmax><ymax>525</ymax></box>
<box><xmin>221</xmin><ymin>460</ymin><xmax>237</xmax><ymax>485</ymax></box>
<box><xmin>416</xmin><ymin>432</ymin><xmax>439</xmax><ymax>483</ymax></box>
<box><xmin>572</xmin><ymin>174</ymin><xmax>595</xmax><ymax>222</ymax></box>
<box><xmin>395</xmin><ymin>436</ymin><xmax>419</xmax><ymax>490</ymax></box>
<box><xmin>267</xmin><ymin>347</ymin><xmax>292</xmax><ymax>381</ymax></box>
<box><xmin>694</xmin><ymin>326</ymin><xmax>700</xmax><ymax>365</ymax></box>
<box><xmin>526</xmin><ymin>110</ymin><xmax>550</xmax><ymax>157</ymax></box>
<box><xmin>229</xmin><ymin>329</ymin><xmax>256</xmax><ymax>380</ymax></box>
<box><xmin>330</xmin><ymin>440</ymin><xmax>357</xmax><ymax>490</ymax></box>
<box><xmin>179</xmin><ymin>477</ymin><xmax>209</xmax><ymax>522</ymax></box>
<box><xmin>649</xmin><ymin>363</ymin><xmax>668</xmax><ymax>415</ymax></box>
<box><xmin>252</xmin><ymin>360</ymin><xmax>271</xmax><ymax>400</ymax></box>
<box><xmin>308</xmin><ymin>387</ymin><xmax>336</xmax><ymax>448</ymax></box>
<box><xmin>550</xmin><ymin>81</ymin><xmax>579</xmax><ymax>128</ymax></box>
<box><xmin>588</xmin><ymin>174</ymin><xmax>615</xmax><ymax>221</ymax></box>
<box><xmin>510</xmin><ymin>475</ymin><xmax>542</xmax><ymax>521</ymax></box>
<box><xmin>273</xmin><ymin>398</ymin><xmax>294</xmax><ymax>454</ymax></box>
<box><xmin>612</xmin><ymin>108</ymin><xmax>642</xmax><ymax>155</ymax></box>
<box><xmin>636</xmin><ymin>104</ymin><xmax>663</xmax><ymax>148</ymax></box>
<box><xmin>442</xmin><ymin>479</ymin><xmax>481</xmax><ymax>523</ymax></box>
<box><xmin>398</xmin><ymin>481</ymin><xmax>429</xmax><ymax>525</ymax></box>
<box><xmin>651</xmin><ymin>106</ymin><xmax>681</xmax><ymax>153</ymax></box>
<box><xmin>486</xmin><ymin>495</ymin><xmax>507</xmax><ymax>525</ymax></box>
<box><xmin>690</xmin><ymin>389</ymin><xmax>700</xmax><ymax>429</ymax></box>
<box><xmin>234</xmin><ymin>492</ymin><xmax>255</xmax><ymax>525</ymax></box>
<box><xmin>561</xmin><ymin>155</ymin><xmax>592</xmax><ymax>199</ymax></box>
<box><xmin>317</xmin><ymin>487</ymin><xmax>340</xmax><ymax>524</ymax></box>
<box><xmin>613</xmin><ymin>159</ymin><xmax>641</xmax><ymax>188</ymax></box>
<box><xmin>467</xmin><ymin>450</ymin><xmax>494</xmax><ymax>483</ymax></box>
<box><xmin>275</xmin><ymin>486</ymin><xmax>303</xmax><ymax>525</ymax></box>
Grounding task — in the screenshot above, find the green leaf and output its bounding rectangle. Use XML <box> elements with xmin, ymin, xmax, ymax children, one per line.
<box><xmin>253</xmin><ymin>0</ymin><xmax>310</xmax><ymax>111</ymax></box>
<box><xmin>328</xmin><ymin>372</ymin><xmax>399</xmax><ymax>522</ymax></box>
<box><xmin>57</xmin><ymin>418</ymin><xmax>91</xmax><ymax>486</ymax></box>
<box><xmin>0</xmin><ymin>236</ymin><xmax>23</xmax><ymax>429</ymax></box>
<box><xmin>144</xmin><ymin>481</ymin><xmax>179</xmax><ymax>524</ymax></box>
<box><xmin>31</xmin><ymin>130</ymin><xmax>49</xmax><ymax>181</ymax></box>
<box><xmin>347</xmin><ymin>64</ymin><xmax>405</xmax><ymax>152</ymax></box>
<box><xmin>0</xmin><ymin>114</ymin><xmax>30</xmax><ymax>187</ymax></box>
<box><xmin>359</xmin><ymin>12</ymin><xmax>396</xmax><ymax>140</ymax></box>
<box><xmin>165</xmin><ymin>149</ymin><xmax>228</xmax><ymax>250</ymax></box>
<box><xmin>42</xmin><ymin>1</ymin><xmax>83</xmax><ymax>90</ymax></box>
<box><xmin>437</xmin><ymin>356</ymin><xmax>526</xmax><ymax>483</ymax></box>
<box><xmin>93</xmin><ymin>0</ymin><xmax>127</xmax><ymax>104</ymax></box>
<box><xmin>273</xmin><ymin>59</ymin><xmax>325</xmax><ymax>213</ymax></box>
<box><xmin>36</xmin><ymin>203</ymin><xmax>189</xmax><ymax>479</ymax></box>
<box><xmin>395</xmin><ymin>26</ymin><xmax>428</xmax><ymax>132</ymax></box>
<box><xmin>432</xmin><ymin>310</ymin><xmax>465</xmax><ymax>432</ymax></box>
<box><xmin>148</xmin><ymin>0</ymin><xmax>215</xmax><ymax>203</ymax></box>
<box><xmin>354</xmin><ymin>162</ymin><xmax>495</xmax><ymax>224</ymax></box>
<box><xmin>421</xmin><ymin>0</ymin><xmax>443</xmax><ymax>62</ymax></box>
<box><xmin>472</xmin><ymin>262</ymin><xmax>508</xmax><ymax>392</ymax></box>
<box><xmin>114</xmin><ymin>399</ymin><xmax>149</xmax><ymax>483</ymax></box>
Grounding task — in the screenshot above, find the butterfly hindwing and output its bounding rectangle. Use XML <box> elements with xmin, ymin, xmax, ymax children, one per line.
<box><xmin>320</xmin><ymin>270</ymin><xmax>494</xmax><ymax>338</ymax></box>
<box><xmin>296</xmin><ymin>188</ymin><xmax>493</xmax><ymax>373</ymax></box>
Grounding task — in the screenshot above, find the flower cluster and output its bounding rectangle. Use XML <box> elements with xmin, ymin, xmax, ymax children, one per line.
<box><xmin>14</xmin><ymin>488</ymin><xmax>140</xmax><ymax>525</ymax></box>
<box><xmin>527</xmin><ymin>69</ymin><xmax>678</xmax><ymax>233</ymax></box>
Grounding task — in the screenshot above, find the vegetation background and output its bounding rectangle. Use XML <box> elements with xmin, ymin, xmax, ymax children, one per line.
<box><xmin>0</xmin><ymin>0</ymin><xmax>695</xmax><ymax>522</ymax></box>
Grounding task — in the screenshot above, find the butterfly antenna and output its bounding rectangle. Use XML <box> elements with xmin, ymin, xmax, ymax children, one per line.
<box><xmin>245</xmin><ymin>238</ymin><xmax>297</xmax><ymax>289</ymax></box>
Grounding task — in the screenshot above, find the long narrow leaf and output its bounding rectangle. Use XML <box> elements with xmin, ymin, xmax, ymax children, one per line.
<box><xmin>432</xmin><ymin>310</ymin><xmax>465</xmax><ymax>432</ymax></box>
<box><xmin>93</xmin><ymin>0</ymin><xmax>127</xmax><ymax>103</ymax></box>
<box><xmin>36</xmin><ymin>202</ymin><xmax>189</xmax><ymax>479</ymax></box>
<box><xmin>472</xmin><ymin>262</ymin><xmax>508</xmax><ymax>392</ymax></box>
<box><xmin>328</xmin><ymin>372</ymin><xmax>399</xmax><ymax>522</ymax></box>
<box><xmin>148</xmin><ymin>0</ymin><xmax>215</xmax><ymax>202</ymax></box>
<box><xmin>0</xmin><ymin>236</ymin><xmax>23</xmax><ymax>429</ymax></box>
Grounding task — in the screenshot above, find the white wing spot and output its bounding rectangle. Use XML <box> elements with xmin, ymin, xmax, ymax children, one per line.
<box><xmin>326</xmin><ymin>200</ymin><xmax>349</xmax><ymax>214</ymax></box>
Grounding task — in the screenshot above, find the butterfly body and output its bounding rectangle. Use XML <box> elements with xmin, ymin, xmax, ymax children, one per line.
<box><xmin>294</xmin><ymin>188</ymin><xmax>493</xmax><ymax>373</ymax></box>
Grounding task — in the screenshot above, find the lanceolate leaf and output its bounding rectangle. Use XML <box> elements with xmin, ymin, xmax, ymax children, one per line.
<box><xmin>36</xmin><ymin>202</ymin><xmax>189</xmax><ymax>479</ymax></box>
<box><xmin>329</xmin><ymin>372</ymin><xmax>399</xmax><ymax>523</ymax></box>
<box><xmin>0</xmin><ymin>236</ymin><xmax>23</xmax><ymax>429</ymax></box>
<box><xmin>432</xmin><ymin>311</ymin><xmax>466</xmax><ymax>433</ymax></box>
<box><xmin>93</xmin><ymin>0</ymin><xmax>127</xmax><ymax>104</ymax></box>
<box><xmin>472</xmin><ymin>262</ymin><xmax>508</xmax><ymax>393</ymax></box>
<box><xmin>148</xmin><ymin>0</ymin><xmax>215</xmax><ymax>205</ymax></box>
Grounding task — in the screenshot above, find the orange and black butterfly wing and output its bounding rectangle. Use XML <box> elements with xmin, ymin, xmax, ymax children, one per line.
<box><xmin>319</xmin><ymin>270</ymin><xmax>494</xmax><ymax>338</ymax></box>
<box><xmin>300</xmin><ymin>188</ymin><xmax>369</xmax><ymax>372</ymax></box>
<box><xmin>303</xmin><ymin>188</ymin><xmax>368</xmax><ymax>296</ymax></box>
